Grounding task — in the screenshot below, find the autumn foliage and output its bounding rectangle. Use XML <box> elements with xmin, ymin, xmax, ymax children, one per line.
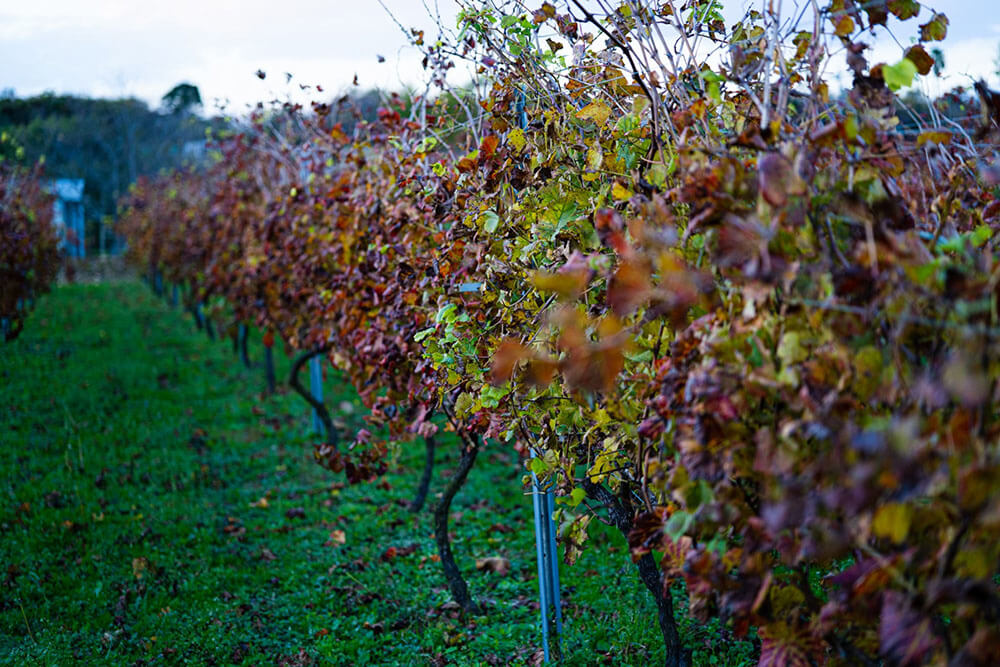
<box><xmin>119</xmin><ymin>1</ymin><xmax>1000</xmax><ymax>664</ymax></box>
<box><xmin>0</xmin><ymin>153</ymin><xmax>60</xmax><ymax>342</ymax></box>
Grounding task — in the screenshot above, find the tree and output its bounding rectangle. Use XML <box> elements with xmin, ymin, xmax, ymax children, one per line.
<box><xmin>0</xmin><ymin>93</ymin><xmax>221</xmax><ymax>253</ymax></box>
<box><xmin>161</xmin><ymin>83</ymin><xmax>202</xmax><ymax>115</ymax></box>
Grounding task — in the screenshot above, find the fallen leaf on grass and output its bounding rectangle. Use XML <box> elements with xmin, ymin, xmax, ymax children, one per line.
<box><xmin>259</xmin><ymin>547</ymin><xmax>277</xmax><ymax>561</ymax></box>
<box><xmin>475</xmin><ymin>557</ymin><xmax>511</xmax><ymax>576</ymax></box>
<box><xmin>285</xmin><ymin>507</ymin><xmax>306</xmax><ymax>520</ymax></box>
<box><xmin>380</xmin><ymin>544</ymin><xmax>418</xmax><ymax>562</ymax></box>
<box><xmin>363</xmin><ymin>621</ymin><xmax>385</xmax><ymax>634</ymax></box>
<box><xmin>222</xmin><ymin>517</ymin><xmax>245</xmax><ymax>537</ymax></box>
<box><xmin>418</xmin><ymin>553</ymin><xmax>442</xmax><ymax>569</ymax></box>
<box><xmin>325</xmin><ymin>530</ymin><xmax>346</xmax><ymax>547</ymax></box>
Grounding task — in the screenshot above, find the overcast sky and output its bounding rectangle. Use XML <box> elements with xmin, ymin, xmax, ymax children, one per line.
<box><xmin>2</xmin><ymin>1</ymin><xmax>998</xmax><ymax>114</ymax></box>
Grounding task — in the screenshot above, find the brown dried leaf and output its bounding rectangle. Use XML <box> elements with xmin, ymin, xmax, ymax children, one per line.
<box><xmin>758</xmin><ymin>153</ymin><xmax>794</xmax><ymax>207</ymax></box>
<box><xmin>489</xmin><ymin>340</ymin><xmax>528</xmax><ymax>386</ymax></box>
<box><xmin>905</xmin><ymin>45</ymin><xmax>935</xmax><ymax>76</ymax></box>
<box><xmin>607</xmin><ymin>260</ymin><xmax>651</xmax><ymax>316</ymax></box>
<box><xmin>475</xmin><ymin>556</ymin><xmax>511</xmax><ymax>576</ymax></box>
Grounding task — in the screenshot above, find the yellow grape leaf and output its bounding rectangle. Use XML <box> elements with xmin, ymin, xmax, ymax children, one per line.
<box><xmin>508</xmin><ymin>127</ymin><xmax>526</xmax><ymax>152</ymax></box>
<box><xmin>611</xmin><ymin>182</ymin><xmax>633</xmax><ymax>201</ymax></box>
<box><xmin>575</xmin><ymin>100</ymin><xmax>612</xmax><ymax>126</ymax></box>
<box><xmin>834</xmin><ymin>15</ymin><xmax>854</xmax><ymax>37</ymax></box>
<box><xmin>854</xmin><ymin>345</ymin><xmax>883</xmax><ymax>399</ymax></box>
<box><xmin>916</xmin><ymin>130</ymin><xmax>952</xmax><ymax>146</ymax></box>
<box><xmin>586</xmin><ymin>144</ymin><xmax>603</xmax><ymax>171</ymax></box>
<box><xmin>919</xmin><ymin>12</ymin><xmax>948</xmax><ymax>42</ymax></box>
<box><xmin>531</xmin><ymin>270</ymin><xmax>589</xmax><ymax>299</ymax></box>
<box><xmin>777</xmin><ymin>331</ymin><xmax>808</xmax><ymax>366</ymax></box>
<box><xmin>872</xmin><ymin>502</ymin><xmax>912</xmax><ymax>544</ymax></box>
<box><xmin>954</xmin><ymin>547</ymin><xmax>992</xmax><ymax>579</ymax></box>
<box><xmin>588</xmin><ymin>445</ymin><xmax>622</xmax><ymax>483</ymax></box>
<box><xmin>632</xmin><ymin>94</ymin><xmax>650</xmax><ymax>115</ymax></box>
<box><xmin>454</xmin><ymin>391</ymin><xmax>474</xmax><ymax>417</ymax></box>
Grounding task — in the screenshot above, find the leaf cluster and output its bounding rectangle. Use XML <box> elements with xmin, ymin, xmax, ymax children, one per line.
<box><xmin>0</xmin><ymin>145</ymin><xmax>60</xmax><ymax>341</ymax></box>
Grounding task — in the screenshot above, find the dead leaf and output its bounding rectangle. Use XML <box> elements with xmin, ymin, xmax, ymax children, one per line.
<box><xmin>363</xmin><ymin>621</ymin><xmax>385</xmax><ymax>634</ymax></box>
<box><xmin>758</xmin><ymin>153</ymin><xmax>796</xmax><ymax>207</ymax></box>
<box><xmin>489</xmin><ymin>340</ymin><xmax>528</xmax><ymax>385</ymax></box>
<box><xmin>475</xmin><ymin>556</ymin><xmax>511</xmax><ymax>576</ymax></box>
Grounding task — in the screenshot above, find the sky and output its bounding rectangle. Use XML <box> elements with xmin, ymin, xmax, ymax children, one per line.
<box><xmin>1</xmin><ymin>0</ymin><xmax>998</xmax><ymax>114</ymax></box>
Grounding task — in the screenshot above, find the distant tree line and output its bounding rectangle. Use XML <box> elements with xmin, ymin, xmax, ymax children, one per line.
<box><xmin>0</xmin><ymin>85</ymin><xmax>222</xmax><ymax>254</ymax></box>
<box><xmin>0</xmin><ymin>84</ymin><xmax>422</xmax><ymax>255</ymax></box>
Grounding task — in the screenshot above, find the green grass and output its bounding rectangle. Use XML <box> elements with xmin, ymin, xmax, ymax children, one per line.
<box><xmin>0</xmin><ymin>282</ymin><xmax>756</xmax><ymax>666</ymax></box>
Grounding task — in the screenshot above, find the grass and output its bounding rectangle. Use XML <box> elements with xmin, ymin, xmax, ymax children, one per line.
<box><xmin>0</xmin><ymin>281</ymin><xmax>756</xmax><ymax>666</ymax></box>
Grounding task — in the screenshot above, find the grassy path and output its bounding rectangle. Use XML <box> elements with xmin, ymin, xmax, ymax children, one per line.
<box><xmin>0</xmin><ymin>283</ymin><xmax>751</xmax><ymax>665</ymax></box>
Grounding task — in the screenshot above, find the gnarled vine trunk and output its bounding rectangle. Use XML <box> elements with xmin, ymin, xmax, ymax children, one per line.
<box><xmin>582</xmin><ymin>478</ymin><xmax>687</xmax><ymax>667</ymax></box>
<box><xmin>203</xmin><ymin>309</ymin><xmax>215</xmax><ymax>341</ymax></box>
<box><xmin>288</xmin><ymin>347</ymin><xmax>337</xmax><ymax>447</ymax></box>
<box><xmin>189</xmin><ymin>303</ymin><xmax>203</xmax><ymax>331</ymax></box>
<box><xmin>238</xmin><ymin>324</ymin><xmax>252</xmax><ymax>369</ymax></box>
<box><xmin>433</xmin><ymin>438</ymin><xmax>480</xmax><ymax>614</ymax></box>
<box><xmin>264</xmin><ymin>345</ymin><xmax>276</xmax><ymax>394</ymax></box>
<box><xmin>410</xmin><ymin>434</ymin><xmax>436</xmax><ymax>513</ymax></box>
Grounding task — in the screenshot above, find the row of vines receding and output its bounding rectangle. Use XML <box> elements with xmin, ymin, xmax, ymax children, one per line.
<box><xmin>117</xmin><ymin>1</ymin><xmax>1000</xmax><ymax>665</ymax></box>
<box><xmin>1</xmin><ymin>133</ymin><xmax>60</xmax><ymax>342</ymax></box>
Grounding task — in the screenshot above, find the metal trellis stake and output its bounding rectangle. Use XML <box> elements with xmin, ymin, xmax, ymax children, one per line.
<box><xmin>515</xmin><ymin>92</ymin><xmax>561</xmax><ymax>661</ymax></box>
<box><xmin>309</xmin><ymin>355</ymin><xmax>323</xmax><ymax>435</ymax></box>
<box><xmin>517</xmin><ymin>88</ymin><xmax>562</xmax><ymax>662</ymax></box>
<box><xmin>531</xmin><ymin>466</ymin><xmax>562</xmax><ymax>662</ymax></box>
